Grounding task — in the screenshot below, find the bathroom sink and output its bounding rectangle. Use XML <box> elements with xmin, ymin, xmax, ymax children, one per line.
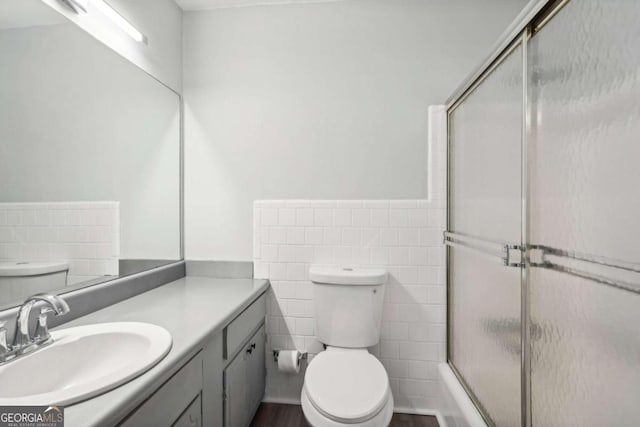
<box><xmin>0</xmin><ymin>322</ymin><xmax>172</xmax><ymax>406</ymax></box>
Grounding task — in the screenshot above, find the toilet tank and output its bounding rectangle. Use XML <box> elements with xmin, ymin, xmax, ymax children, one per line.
<box><xmin>309</xmin><ymin>267</ymin><xmax>387</xmax><ymax>348</ymax></box>
<box><xmin>0</xmin><ymin>262</ymin><xmax>68</xmax><ymax>304</ymax></box>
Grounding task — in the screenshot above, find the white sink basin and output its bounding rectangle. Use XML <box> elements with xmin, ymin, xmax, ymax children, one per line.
<box><xmin>0</xmin><ymin>322</ymin><xmax>172</xmax><ymax>406</ymax></box>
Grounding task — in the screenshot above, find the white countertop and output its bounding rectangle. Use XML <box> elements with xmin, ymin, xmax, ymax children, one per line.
<box><xmin>59</xmin><ymin>276</ymin><xmax>269</xmax><ymax>427</ymax></box>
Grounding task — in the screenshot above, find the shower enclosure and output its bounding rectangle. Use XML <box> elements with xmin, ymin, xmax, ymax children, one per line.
<box><xmin>444</xmin><ymin>0</ymin><xmax>640</xmax><ymax>426</ymax></box>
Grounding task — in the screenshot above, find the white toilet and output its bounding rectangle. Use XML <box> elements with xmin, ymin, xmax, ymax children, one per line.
<box><xmin>301</xmin><ymin>266</ymin><xmax>393</xmax><ymax>427</ymax></box>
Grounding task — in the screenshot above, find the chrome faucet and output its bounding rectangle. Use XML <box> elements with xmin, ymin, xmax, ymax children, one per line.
<box><xmin>0</xmin><ymin>321</ymin><xmax>9</xmax><ymax>364</ymax></box>
<box><xmin>0</xmin><ymin>293</ymin><xmax>70</xmax><ymax>364</ymax></box>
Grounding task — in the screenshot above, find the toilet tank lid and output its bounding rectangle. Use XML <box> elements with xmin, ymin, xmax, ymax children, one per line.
<box><xmin>0</xmin><ymin>262</ymin><xmax>69</xmax><ymax>277</ymax></box>
<box><xmin>309</xmin><ymin>267</ymin><xmax>387</xmax><ymax>285</ymax></box>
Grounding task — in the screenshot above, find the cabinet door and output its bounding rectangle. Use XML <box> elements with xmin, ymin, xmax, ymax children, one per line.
<box><xmin>223</xmin><ymin>325</ymin><xmax>266</xmax><ymax>427</ymax></box>
<box><xmin>224</xmin><ymin>350</ymin><xmax>249</xmax><ymax>427</ymax></box>
<box><xmin>246</xmin><ymin>327</ymin><xmax>265</xmax><ymax>418</ymax></box>
<box><xmin>121</xmin><ymin>353</ymin><xmax>203</xmax><ymax>427</ymax></box>
<box><xmin>173</xmin><ymin>395</ymin><xmax>202</xmax><ymax>427</ymax></box>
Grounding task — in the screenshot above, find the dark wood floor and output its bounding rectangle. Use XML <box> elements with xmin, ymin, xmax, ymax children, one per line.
<box><xmin>250</xmin><ymin>403</ymin><xmax>439</xmax><ymax>427</ymax></box>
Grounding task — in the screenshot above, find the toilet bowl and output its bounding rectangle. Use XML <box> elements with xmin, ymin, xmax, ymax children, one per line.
<box><xmin>301</xmin><ymin>347</ymin><xmax>393</xmax><ymax>427</ymax></box>
<box><xmin>302</xmin><ymin>267</ymin><xmax>392</xmax><ymax>427</ymax></box>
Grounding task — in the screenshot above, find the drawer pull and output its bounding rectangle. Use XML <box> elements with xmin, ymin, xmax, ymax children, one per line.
<box><xmin>246</xmin><ymin>342</ymin><xmax>257</xmax><ymax>355</ymax></box>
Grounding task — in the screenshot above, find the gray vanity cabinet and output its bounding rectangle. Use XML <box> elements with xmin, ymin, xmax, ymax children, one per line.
<box><xmin>120</xmin><ymin>353</ymin><xmax>204</xmax><ymax>427</ymax></box>
<box><xmin>202</xmin><ymin>291</ymin><xmax>267</xmax><ymax>427</ymax></box>
<box><xmin>173</xmin><ymin>395</ymin><xmax>203</xmax><ymax>427</ymax></box>
<box><xmin>223</xmin><ymin>325</ymin><xmax>266</xmax><ymax>427</ymax></box>
<box><xmin>119</xmin><ymin>291</ymin><xmax>267</xmax><ymax>427</ymax></box>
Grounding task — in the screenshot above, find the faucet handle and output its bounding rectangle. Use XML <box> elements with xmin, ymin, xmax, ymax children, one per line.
<box><xmin>34</xmin><ymin>308</ymin><xmax>53</xmax><ymax>343</ymax></box>
<box><xmin>0</xmin><ymin>321</ymin><xmax>11</xmax><ymax>363</ymax></box>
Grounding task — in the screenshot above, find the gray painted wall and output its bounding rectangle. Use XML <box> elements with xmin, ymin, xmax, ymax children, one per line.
<box><xmin>183</xmin><ymin>0</ymin><xmax>528</xmax><ymax>261</ymax></box>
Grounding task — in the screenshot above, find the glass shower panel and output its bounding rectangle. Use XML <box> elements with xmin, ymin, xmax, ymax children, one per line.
<box><xmin>449</xmin><ymin>248</ymin><xmax>522</xmax><ymax>427</ymax></box>
<box><xmin>529</xmin><ymin>0</ymin><xmax>640</xmax><ymax>425</ymax></box>
<box><xmin>529</xmin><ymin>268</ymin><xmax>640</xmax><ymax>426</ymax></box>
<box><xmin>448</xmin><ymin>45</ymin><xmax>522</xmax><ymax>427</ymax></box>
<box><xmin>449</xmin><ymin>46</ymin><xmax>522</xmax><ymax>242</ymax></box>
<box><xmin>529</xmin><ymin>0</ymin><xmax>640</xmax><ymax>261</ymax></box>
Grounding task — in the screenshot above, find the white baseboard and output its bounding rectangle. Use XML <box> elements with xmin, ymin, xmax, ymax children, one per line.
<box><xmin>393</xmin><ymin>406</ymin><xmax>439</xmax><ymax>416</ymax></box>
<box><xmin>262</xmin><ymin>396</ymin><xmax>302</xmax><ymax>405</ymax></box>
<box><xmin>436</xmin><ymin>412</ymin><xmax>447</xmax><ymax>427</ymax></box>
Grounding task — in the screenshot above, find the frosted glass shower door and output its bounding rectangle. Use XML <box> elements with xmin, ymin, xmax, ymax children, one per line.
<box><xmin>448</xmin><ymin>44</ymin><xmax>523</xmax><ymax>427</ymax></box>
<box><xmin>528</xmin><ymin>1</ymin><xmax>640</xmax><ymax>425</ymax></box>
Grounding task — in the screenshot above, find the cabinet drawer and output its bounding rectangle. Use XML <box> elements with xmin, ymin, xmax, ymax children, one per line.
<box><xmin>120</xmin><ymin>353</ymin><xmax>203</xmax><ymax>427</ymax></box>
<box><xmin>172</xmin><ymin>395</ymin><xmax>202</xmax><ymax>427</ymax></box>
<box><xmin>224</xmin><ymin>293</ymin><xmax>266</xmax><ymax>359</ymax></box>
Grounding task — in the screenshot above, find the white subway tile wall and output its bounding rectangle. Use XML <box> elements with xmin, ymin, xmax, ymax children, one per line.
<box><xmin>253</xmin><ymin>104</ymin><xmax>447</xmax><ymax>413</ymax></box>
<box><xmin>254</xmin><ymin>199</ymin><xmax>446</xmax><ymax>410</ymax></box>
<box><xmin>0</xmin><ymin>202</ymin><xmax>120</xmax><ymax>285</ymax></box>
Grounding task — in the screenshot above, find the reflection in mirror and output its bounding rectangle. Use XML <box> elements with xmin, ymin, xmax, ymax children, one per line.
<box><xmin>0</xmin><ymin>0</ymin><xmax>181</xmax><ymax>309</ymax></box>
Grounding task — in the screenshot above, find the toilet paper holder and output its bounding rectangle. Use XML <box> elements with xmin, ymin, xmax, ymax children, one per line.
<box><xmin>273</xmin><ymin>349</ymin><xmax>308</xmax><ymax>363</ymax></box>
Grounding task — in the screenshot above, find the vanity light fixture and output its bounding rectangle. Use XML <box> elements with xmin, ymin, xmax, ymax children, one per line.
<box><xmin>59</xmin><ymin>0</ymin><xmax>88</xmax><ymax>14</ymax></box>
<box><xmin>93</xmin><ymin>0</ymin><xmax>147</xmax><ymax>44</ymax></box>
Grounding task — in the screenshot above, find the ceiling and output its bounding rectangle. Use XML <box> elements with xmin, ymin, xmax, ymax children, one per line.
<box><xmin>0</xmin><ymin>0</ymin><xmax>68</xmax><ymax>30</ymax></box>
<box><xmin>175</xmin><ymin>0</ymin><xmax>528</xmax><ymax>11</ymax></box>
<box><xmin>175</xmin><ymin>0</ymin><xmax>346</xmax><ymax>11</ymax></box>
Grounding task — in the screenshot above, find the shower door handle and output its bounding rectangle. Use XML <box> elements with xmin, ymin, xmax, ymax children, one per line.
<box><xmin>528</xmin><ymin>245</ymin><xmax>640</xmax><ymax>294</ymax></box>
<box><xmin>444</xmin><ymin>231</ymin><xmax>524</xmax><ymax>268</ymax></box>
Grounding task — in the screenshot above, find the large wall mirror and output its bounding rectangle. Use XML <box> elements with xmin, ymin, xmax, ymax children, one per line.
<box><xmin>0</xmin><ymin>0</ymin><xmax>181</xmax><ymax>310</ymax></box>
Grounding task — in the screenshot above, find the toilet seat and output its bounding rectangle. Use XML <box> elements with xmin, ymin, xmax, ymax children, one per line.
<box><xmin>303</xmin><ymin>348</ymin><xmax>392</xmax><ymax>425</ymax></box>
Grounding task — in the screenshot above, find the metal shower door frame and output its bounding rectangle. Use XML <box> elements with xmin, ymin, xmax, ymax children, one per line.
<box><xmin>444</xmin><ymin>1</ymin><xmax>564</xmax><ymax>426</ymax></box>
<box><xmin>445</xmin><ymin>0</ymin><xmax>640</xmax><ymax>426</ymax></box>
<box><xmin>445</xmin><ymin>33</ymin><xmax>529</xmax><ymax>427</ymax></box>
